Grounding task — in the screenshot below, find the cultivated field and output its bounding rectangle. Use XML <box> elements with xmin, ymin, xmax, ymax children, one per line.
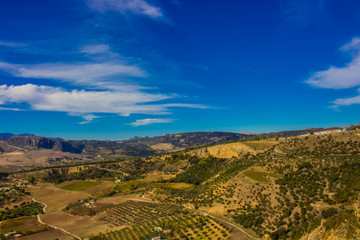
<box><xmin>0</xmin><ymin>216</ymin><xmax>48</xmax><ymax>236</ymax></box>
<box><xmin>18</xmin><ymin>228</ymin><xmax>74</xmax><ymax>240</ymax></box>
<box><xmin>101</xmin><ymin>200</ymin><xmax>185</xmax><ymax>227</ymax></box>
<box><xmin>95</xmin><ymin>215</ymin><xmax>233</xmax><ymax>240</ymax></box>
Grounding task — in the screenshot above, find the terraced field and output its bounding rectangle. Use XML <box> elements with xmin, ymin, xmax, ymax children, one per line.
<box><xmin>101</xmin><ymin>200</ymin><xmax>185</xmax><ymax>227</ymax></box>
<box><xmin>94</xmin><ymin>215</ymin><xmax>232</xmax><ymax>240</ymax></box>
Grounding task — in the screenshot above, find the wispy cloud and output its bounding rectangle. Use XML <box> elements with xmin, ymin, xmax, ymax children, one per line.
<box><xmin>331</xmin><ymin>88</ymin><xmax>360</xmax><ymax>109</ymax></box>
<box><xmin>280</xmin><ymin>0</ymin><xmax>325</xmax><ymax>27</ymax></box>
<box><xmin>0</xmin><ymin>40</ymin><xmax>27</xmax><ymax>48</ymax></box>
<box><xmin>0</xmin><ymin>43</ymin><xmax>148</xmax><ymax>91</ymax></box>
<box><xmin>0</xmin><ymin>61</ymin><xmax>146</xmax><ymax>90</ymax></box>
<box><xmin>0</xmin><ymin>84</ymin><xmax>206</xmax><ymax>123</ymax></box>
<box><xmin>79</xmin><ymin>44</ymin><xmax>111</xmax><ymax>54</ymax></box>
<box><xmin>87</xmin><ymin>0</ymin><xmax>163</xmax><ymax>19</ymax></box>
<box><xmin>79</xmin><ymin>114</ymin><xmax>100</xmax><ymax>124</ymax></box>
<box><xmin>306</xmin><ymin>37</ymin><xmax>360</xmax><ymax>89</ymax></box>
<box><xmin>0</xmin><ymin>106</ymin><xmax>22</xmax><ymax>111</ymax></box>
<box><xmin>130</xmin><ymin>118</ymin><xmax>173</xmax><ymax>126</ymax></box>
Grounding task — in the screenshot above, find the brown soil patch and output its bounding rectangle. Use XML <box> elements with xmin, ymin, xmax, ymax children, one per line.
<box><xmin>27</xmin><ymin>186</ymin><xmax>88</xmax><ymax>211</ymax></box>
<box><xmin>41</xmin><ymin>211</ymin><xmax>109</xmax><ymax>237</ymax></box>
<box><xmin>18</xmin><ymin>229</ymin><xmax>74</xmax><ymax>240</ymax></box>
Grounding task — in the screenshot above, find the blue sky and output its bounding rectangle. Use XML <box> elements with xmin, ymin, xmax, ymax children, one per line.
<box><xmin>1</xmin><ymin>0</ymin><xmax>360</xmax><ymax>140</ymax></box>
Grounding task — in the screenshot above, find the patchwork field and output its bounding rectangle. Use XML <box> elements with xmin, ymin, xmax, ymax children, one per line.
<box><xmin>0</xmin><ymin>216</ymin><xmax>48</xmax><ymax>236</ymax></box>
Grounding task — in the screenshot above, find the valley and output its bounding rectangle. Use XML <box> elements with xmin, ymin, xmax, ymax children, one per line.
<box><xmin>1</xmin><ymin>126</ymin><xmax>360</xmax><ymax>239</ymax></box>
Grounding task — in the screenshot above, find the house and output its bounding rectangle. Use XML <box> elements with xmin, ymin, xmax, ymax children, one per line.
<box><xmin>163</xmin><ymin>229</ymin><xmax>171</xmax><ymax>234</ymax></box>
<box><xmin>151</xmin><ymin>237</ymin><xmax>162</xmax><ymax>240</ymax></box>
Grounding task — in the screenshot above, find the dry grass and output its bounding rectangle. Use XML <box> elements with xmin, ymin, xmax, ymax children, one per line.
<box><xmin>0</xmin><ymin>216</ymin><xmax>48</xmax><ymax>235</ymax></box>
<box><xmin>27</xmin><ymin>186</ymin><xmax>88</xmax><ymax>211</ymax></box>
<box><xmin>41</xmin><ymin>211</ymin><xmax>110</xmax><ymax>237</ymax></box>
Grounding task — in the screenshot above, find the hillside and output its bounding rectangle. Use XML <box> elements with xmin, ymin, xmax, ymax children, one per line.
<box><xmin>0</xmin><ymin>127</ymin><xmax>345</xmax><ymax>172</ymax></box>
<box><xmin>3</xmin><ymin>126</ymin><xmax>360</xmax><ymax>239</ymax></box>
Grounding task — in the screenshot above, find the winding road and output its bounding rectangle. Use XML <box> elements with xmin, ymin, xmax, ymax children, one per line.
<box><xmin>32</xmin><ymin>197</ymin><xmax>82</xmax><ymax>240</ymax></box>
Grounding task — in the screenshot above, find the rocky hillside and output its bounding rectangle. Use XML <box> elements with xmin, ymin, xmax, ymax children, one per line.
<box><xmin>124</xmin><ymin>127</ymin><xmax>346</xmax><ymax>152</ymax></box>
<box><xmin>7</xmin><ymin>136</ymin><xmax>84</xmax><ymax>153</ymax></box>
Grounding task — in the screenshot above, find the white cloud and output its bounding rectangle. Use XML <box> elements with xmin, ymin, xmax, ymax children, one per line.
<box><xmin>88</xmin><ymin>0</ymin><xmax>163</xmax><ymax>18</ymax></box>
<box><xmin>0</xmin><ymin>61</ymin><xmax>146</xmax><ymax>90</ymax></box>
<box><xmin>130</xmin><ymin>118</ymin><xmax>173</xmax><ymax>126</ymax></box>
<box><xmin>331</xmin><ymin>88</ymin><xmax>360</xmax><ymax>108</ymax></box>
<box><xmin>306</xmin><ymin>37</ymin><xmax>360</xmax><ymax>89</ymax></box>
<box><xmin>0</xmin><ymin>107</ymin><xmax>22</xmax><ymax>111</ymax></box>
<box><xmin>0</xmin><ymin>84</ymin><xmax>206</xmax><ymax>123</ymax></box>
<box><xmin>79</xmin><ymin>114</ymin><xmax>100</xmax><ymax>124</ymax></box>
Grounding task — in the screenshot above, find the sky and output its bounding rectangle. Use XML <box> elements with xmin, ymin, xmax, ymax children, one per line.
<box><xmin>1</xmin><ymin>0</ymin><xmax>360</xmax><ymax>140</ymax></box>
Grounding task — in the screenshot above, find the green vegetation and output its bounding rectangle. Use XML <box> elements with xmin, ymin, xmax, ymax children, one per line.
<box><xmin>0</xmin><ymin>202</ymin><xmax>44</xmax><ymax>221</ymax></box>
<box><xmin>101</xmin><ymin>200</ymin><xmax>186</xmax><ymax>227</ymax></box>
<box><xmin>92</xmin><ymin>215</ymin><xmax>232</xmax><ymax>240</ymax></box>
<box><xmin>243</xmin><ymin>170</ymin><xmax>271</xmax><ymax>183</ymax></box>
<box><xmin>0</xmin><ymin>216</ymin><xmax>49</xmax><ymax>237</ymax></box>
<box><xmin>168</xmin><ymin>156</ymin><xmax>227</xmax><ymax>185</ymax></box>
<box><xmin>152</xmin><ymin>182</ymin><xmax>195</xmax><ymax>190</ymax></box>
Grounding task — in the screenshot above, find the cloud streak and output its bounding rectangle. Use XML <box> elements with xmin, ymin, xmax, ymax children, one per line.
<box><xmin>280</xmin><ymin>0</ymin><xmax>325</xmax><ymax>27</ymax></box>
<box><xmin>0</xmin><ymin>61</ymin><xmax>146</xmax><ymax>90</ymax></box>
<box><xmin>0</xmin><ymin>40</ymin><xmax>27</xmax><ymax>48</ymax></box>
<box><xmin>0</xmin><ymin>84</ymin><xmax>206</xmax><ymax>123</ymax></box>
<box><xmin>331</xmin><ymin>88</ymin><xmax>360</xmax><ymax>109</ymax></box>
<box><xmin>130</xmin><ymin>118</ymin><xmax>173</xmax><ymax>126</ymax></box>
<box><xmin>87</xmin><ymin>0</ymin><xmax>163</xmax><ymax>19</ymax></box>
<box><xmin>306</xmin><ymin>37</ymin><xmax>360</xmax><ymax>109</ymax></box>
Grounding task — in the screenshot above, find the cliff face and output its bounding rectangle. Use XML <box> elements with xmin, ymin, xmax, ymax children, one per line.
<box><xmin>7</xmin><ymin>136</ymin><xmax>84</xmax><ymax>154</ymax></box>
<box><xmin>188</xmin><ymin>140</ymin><xmax>280</xmax><ymax>158</ymax></box>
<box><xmin>10</xmin><ymin>165</ymin><xmax>92</xmax><ymax>179</ymax></box>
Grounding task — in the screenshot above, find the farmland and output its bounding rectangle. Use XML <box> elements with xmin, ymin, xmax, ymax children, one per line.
<box><xmin>27</xmin><ymin>186</ymin><xmax>88</xmax><ymax>211</ymax></box>
<box><xmin>0</xmin><ymin>216</ymin><xmax>48</xmax><ymax>236</ymax></box>
<box><xmin>101</xmin><ymin>200</ymin><xmax>185</xmax><ymax>227</ymax></box>
<box><xmin>93</xmin><ymin>215</ymin><xmax>233</xmax><ymax>240</ymax></box>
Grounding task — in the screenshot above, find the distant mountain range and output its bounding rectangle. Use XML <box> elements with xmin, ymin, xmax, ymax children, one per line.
<box><xmin>0</xmin><ymin>126</ymin><xmax>348</xmax><ymax>154</ymax></box>
<box><xmin>0</xmin><ymin>126</ymin><xmax>352</xmax><ymax>172</ymax></box>
<box><xmin>0</xmin><ymin>133</ymin><xmax>36</xmax><ymax>139</ymax></box>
